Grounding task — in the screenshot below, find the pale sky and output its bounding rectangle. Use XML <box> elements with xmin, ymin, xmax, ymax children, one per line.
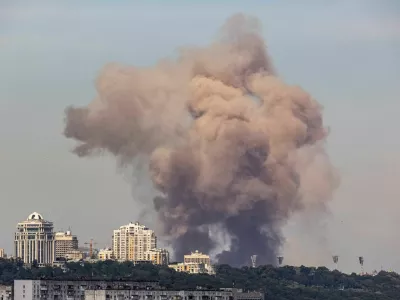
<box><xmin>0</xmin><ymin>0</ymin><xmax>399</xmax><ymax>273</ymax></box>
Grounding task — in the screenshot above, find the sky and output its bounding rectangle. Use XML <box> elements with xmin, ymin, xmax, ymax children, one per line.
<box><xmin>0</xmin><ymin>0</ymin><xmax>399</xmax><ymax>273</ymax></box>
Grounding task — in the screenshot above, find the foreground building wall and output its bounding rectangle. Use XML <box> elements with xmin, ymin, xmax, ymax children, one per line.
<box><xmin>85</xmin><ymin>289</ymin><xmax>264</xmax><ymax>300</ymax></box>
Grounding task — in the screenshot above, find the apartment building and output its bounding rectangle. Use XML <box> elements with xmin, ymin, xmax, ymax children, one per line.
<box><xmin>112</xmin><ymin>222</ymin><xmax>156</xmax><ymax>261</ymax></box>
<box><xmin>14</xmin><ymin>280</ymin><xmax>160</xmax><ymax>300</ymax></box>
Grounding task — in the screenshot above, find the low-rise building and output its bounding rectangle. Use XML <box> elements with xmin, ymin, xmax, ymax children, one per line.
<box><xmin>98</xmin><ymin>248</ymin><xmax>114</xmax><ymax>260</ymax></box>
<box><xmin>65</xmin><ymin>250</ymin><xmax>84</xmax><ymax>261</ymax></box>
<box><xmin>184</xmin><ymin>250</ymin><xmax>211</xmax><ymax>265</ymax></box>
<box><xmin>0</xmin><ymin>285</ymin><xmax>12</xmax><ymax>300</ymax></box>
<box><xmin>169</xmin><ymin>251</ymin><xmax>214</xmax><ymax>275</ymax></box>
<box><xmin>144</xmin><ymin>248</ymin><xmax>169</xmax><ymax>265</ymax></box>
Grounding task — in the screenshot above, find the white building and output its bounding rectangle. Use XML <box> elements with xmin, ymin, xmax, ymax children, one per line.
<box><xmin>112</xmin><ymin>222</ymin><xmax>156</xmax><ymax>261</ymax></box>
<box><xmin>98</xmin><ymin>247</ymin><xmax>114</xmax><ymax>260</ymax></box>
<box><xmin>54</xmin><ymin>230</ymin><xmax>78</xmax><ymax>260</ymax></box>
<box><xmin>14</xmin><ymin>212</ymin><xmax>55</xmax><ymax>266</ymax></box>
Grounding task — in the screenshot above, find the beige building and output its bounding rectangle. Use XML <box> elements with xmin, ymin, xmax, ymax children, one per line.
<box><xmin>14</xmin><ymin>212</ymin><xmax>55</xmax><ymax>266</ymax></box>
<box><xmin>184</xmin><ymin>250</ymin><xmax>211</xmax><ymax>265</ymax></box>
<box><xmin>112</xmin><ymin>222</ymin><xmax>156</xmax><ymax>261</ymax></box>
<box><xmin>169</xmin><ymin>250</ymin><xmax>214</xmax><ymax>275</ymax></box>
<box><xmin>65</xmin><ymin>250</ymin><xmax>84</xmax><ymax>261</ymax></box>
<box><xmin>98</xmin><ymin>248</ymin><xmax>114</xmax><ymax>260</ymax></box>
<box><xmin>55</xmin><ymin>230</ymin><xmax>78</xmax><ymax>259</ymax></box>
<box><xmin>169</xmin><ymin>262</ymin><xmax>207</xmax><ymax>274</ymax></box>
<box><xmin>0</xmin><ymin>248</ymin><xmax>4</xmax><ymax>258</ymax></box>
<box><xmin>144</xmin><ymin>248</ymin><xmax>169</xmax><ymax>265</ymax></box>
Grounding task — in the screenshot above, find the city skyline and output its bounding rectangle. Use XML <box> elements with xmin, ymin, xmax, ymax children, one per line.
<box><xmin>1</xmin><ymin>0</ymin><xmax>399</xmax><ymax>273</ymax></box>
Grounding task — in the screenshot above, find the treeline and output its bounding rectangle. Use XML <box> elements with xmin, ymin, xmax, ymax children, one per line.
<box><xmin>1</xmin><ymin>258</ymin><xmax>400</xmax><ymax>299</ymax></box>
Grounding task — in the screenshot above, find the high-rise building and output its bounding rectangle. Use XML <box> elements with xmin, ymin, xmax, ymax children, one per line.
<box><xmin>112</xmin><ymin>222</ymin><xmax>156</xmax><ymax>261</ymax></box>
<box><xmin>14</xmin><ymin>212</ymin><xmax>55</xmax><ymax>266</ymax></box>
<box><xmin>0</xmin><ymin>248</ymin><xmax>4</xmax><ymax>258</ymax></box>
<box><xmin>144</xmin><ymin>248</ymin><xmax>169</xmax><ymax>265</ymax></box>
<box><xmin>54</xmin><ymin>230</ymin><xmax>78</xmax><ymax>260</ymax></box>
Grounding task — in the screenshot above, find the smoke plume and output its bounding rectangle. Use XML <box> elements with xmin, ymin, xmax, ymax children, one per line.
<box><xmin>64</xmin><ymin>14</ymin><xmax>338</xmax><ymax>266</ymax></box>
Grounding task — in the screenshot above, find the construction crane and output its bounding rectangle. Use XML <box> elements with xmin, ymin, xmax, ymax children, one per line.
<box><xmin>84</xmin><ymin>239</ymin><xmax>98</xmax><ymax>258</ymax></box>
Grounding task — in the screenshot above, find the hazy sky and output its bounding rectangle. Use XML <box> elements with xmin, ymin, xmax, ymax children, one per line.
<box><xmin>1</xmin><ymin>0</ymin><xmax>399</xmax><ymax>273</ymax></box>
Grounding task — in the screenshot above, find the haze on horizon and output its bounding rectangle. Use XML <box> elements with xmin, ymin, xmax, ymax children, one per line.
<box><xmin>0</xmin><ymin>0</ymin><xmax>399</xmax><ymax>273</ymax></box>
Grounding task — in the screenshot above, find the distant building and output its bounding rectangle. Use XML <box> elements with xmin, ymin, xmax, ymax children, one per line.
<box><xmin>65</xmin><ymin>250</ymin><xmax>84</xmax><ymax>261</ymax></box>
<box><xmin>169</xmin><ymin>262</ymin><xmax>207</xmax><ymax>274</ymax></box>
<box><xmin>54</xmin><ymin>230</ymin><xmax>78</xmax><ymax>260</ymax></box>
<box><xmin>0</xmin><ymin>248</ymin><xmax>4</xmax><ymax>258</ymax></box>
<box><xmin>170</xmin><ymin>250</ymin><xmax>214</xmax><ymax>275</ymax></box>
<box><xmin>112</xmin><ymin>222</ymin><xmax>156</xmax><ymax>261</ymax></box>
<box><xmin>14</xmin><ymin>212</ymin><xmax>55</xmax><ymax>266</ymax></box>
<box><xmin>184</xmin><ymin>250</ymin><xmax>211</xmax><ymax>265</ymax></box>
<box><xmin>144</xmin><ymin>248</ymin><xmax>169</xmax><ymax>265</ymax></box>
<box><xmin>0</xmin><ymin>285</ymin><xmax>12</xmax><ymax>300</ymax></box>
<box><xmin>98</xmin><ymin>248</ymin><xmax>114</xmax><ymax>260</ymax></box>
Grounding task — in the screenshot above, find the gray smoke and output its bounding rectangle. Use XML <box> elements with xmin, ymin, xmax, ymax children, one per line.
<box><xmin>64</xmin><ymin>14</ymin><xmax>338</xmax><ymax>266</ymax></box>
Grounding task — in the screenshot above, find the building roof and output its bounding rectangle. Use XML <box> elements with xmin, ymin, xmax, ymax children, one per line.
<box><xmin>27</xmin><ymin>212</ymin><xmax>44</xmax><ymax>220</ymax></box>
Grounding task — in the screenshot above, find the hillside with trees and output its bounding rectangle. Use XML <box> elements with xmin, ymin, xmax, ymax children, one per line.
<box><xmin>1</xmin><ymin>258</ymin><xmax>400</xmax><ymax>299</ymax></box>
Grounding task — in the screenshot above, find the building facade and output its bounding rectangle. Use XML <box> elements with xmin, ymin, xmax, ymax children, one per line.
<box><xmin>14</xmin><ymin>212</ymin><xmax>55</xmax><ymax>266</ymax></box>
<box><xmin>85</xmin><ymin>288</ymin><xmax>264</xmax><ymax>300</ymax></box>
<box><xmin>112</xmin><ymin>222</ymin><xmax>156</xmax><ymax>261</ymax></box>
<box><xmin>170</xmin><ymin>251</ymin><xmax>214</xmax><ymax>275</ymax></box>
<box><xmin>65</xmin><ymin>250</ymin><xmax>84</xmax><ymax>261</ymax></box>
<box><xmin>98</xmin><ymin>247</ymin><xmax>114</xmax><ymax>260</ymax></box>
<box><xmin>54</xmin><ymin>230</ymin><xmax>78</xmax><ymax>259</ymax></box>
<box><xmin>184</xmin><ymin>250</ymin><xmax>211</xmax><ymax>265</ymax></box>
<box><xmin>144</xmin><ymin>248</ymin><xmax>170</xmax><ymax>265</ymax></box>
<box><xmin>14</xmin><ymin>280</ymin><xmax>160</xmax><ymax>300</ymax></box>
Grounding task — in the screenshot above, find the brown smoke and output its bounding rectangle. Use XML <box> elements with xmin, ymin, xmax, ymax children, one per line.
<box><xmin>64</xmin><ymin>14</ymin><xmax>338</xmax><ymax>266</ymax></box>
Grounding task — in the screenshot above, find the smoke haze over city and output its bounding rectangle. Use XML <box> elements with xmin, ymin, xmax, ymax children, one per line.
<box><xmin>0</xmin><ymin>0</ymin><xmax>399</xmax><ymax>272</ymax></box>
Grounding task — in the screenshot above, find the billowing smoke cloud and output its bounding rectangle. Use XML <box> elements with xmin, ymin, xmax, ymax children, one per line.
<box><xmin>64</xmin><ymin>14</ymin><xmax>338</xmax><ymax>266</ymax></box>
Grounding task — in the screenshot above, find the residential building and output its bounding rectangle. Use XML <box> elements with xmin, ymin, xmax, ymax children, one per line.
<box><xmin>184</xmin><ymin>250</ymin><xmax>211</xmax><ymax>265</ymax></box>
<box><xmin>54</xmin><ymin>230</ymin><xmax>78</xmax><ymax>259</ymax></box>
<box><xmin>85</xmin><ymin>288</ymin><xmax>264</xmax><ymax>300</ymax></box>
<box><xmin>14</xmin><ymin>212</ymin><xmax>55</xmax><ymax>266</ymax></box>
<box><xmin>98</xmin><ymin>247</ymin><xmax>114</xmax><ymax>260</ymax></box>
<box><xmin>144</xmin><ymin>248</ymin><xmax>169</xmax><ymax>265</ymax></box>
<box><xmin>13</xmin><ymin>279</ymin><xmax>160</xmax><ymax>300</ymax></box>
<box><xmin>0</xmin><ymin>248</ymin><xmax>4</xmax><ymax>258</ymax></box>
<box><xmin>112</xmin><ymin>222</ymin><xmax>156</xmax><ymax>261</ymax></box>
<box><xmin>0</xmin><ymin>285</ymin><xmax>12</xmax><ymax>300</ymax></box>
